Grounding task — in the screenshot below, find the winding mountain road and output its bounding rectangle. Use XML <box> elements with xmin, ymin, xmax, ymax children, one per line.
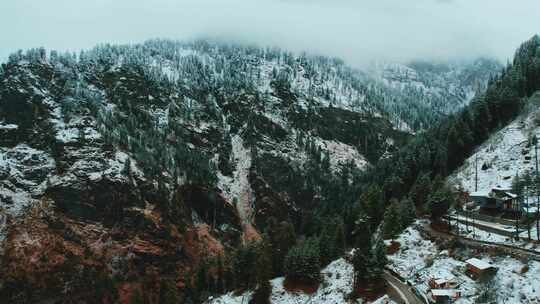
<box><xmin>384</xmin><ymin>271</ymin><xmax>424</xmax><ymax>304</ymax></box>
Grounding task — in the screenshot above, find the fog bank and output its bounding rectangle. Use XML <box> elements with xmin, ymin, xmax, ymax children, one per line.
<box><xmin>1</xmin><ymin>0</ymin><xmax>539</xmax><ymax>66</ymax></box>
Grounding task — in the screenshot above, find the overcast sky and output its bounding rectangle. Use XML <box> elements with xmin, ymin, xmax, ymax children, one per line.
<box><xmin>1</xmin><ymin>0</ymin><xmax>539</xmax><ymax>67</ymax></box>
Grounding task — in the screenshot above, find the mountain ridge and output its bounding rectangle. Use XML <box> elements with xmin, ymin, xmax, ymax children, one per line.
<box><xmin>0</xmin><ymin>39</ymin><xmax>506</xmax><ymax>303</ymax></box>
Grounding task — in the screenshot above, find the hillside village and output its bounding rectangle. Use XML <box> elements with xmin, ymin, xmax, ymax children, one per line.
<box><xmin>395</xmin><ymin>93</ymin><xmax>540</xmax><ymax>303</ymax></box>
<box><xmin>381</xmin><ymin>94</ymin><xmax>540</xmax><ymax>304</ymax></box>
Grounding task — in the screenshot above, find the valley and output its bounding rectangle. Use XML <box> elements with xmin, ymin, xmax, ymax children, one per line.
<box><xmin>0</xmin><ymin>35</ymin><xmax>538</xmax><ymax>304</ymax></box>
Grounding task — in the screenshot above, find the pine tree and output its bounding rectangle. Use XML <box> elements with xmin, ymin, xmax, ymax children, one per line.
<box><xmin>195</xmin><ymin>260</ymin><xmax>209</xmax><ymax>301</ymax></box>
<box><xmin>351</xmin><ymin>248</ymin><xmax>369</xmax><ymax>287</ymax></box>
<box><xmin>122</xmin><ymin>157</ymin><xmax>132</xmax><ymax>178</ymax></box>
<box><xmin>360</xmin><ymin>186</ymin><xmax>384</xmax><ymax>230</ymax></box>
<box><xmin>371</xmin><ymin>237</ymin><xmax>388</xmax><ymax>278</ymax></box>
<box><xmin>251</xmin><ymin>237</ymin><xmax>273</xmax><ymax>304</ymax></box>
<box><xmin>265</xmin><ymin>218</ymin><xmax>296</xmax><ymax>276</ymax></box>
<box><xmin>183</xmin><ymin>272</ymin><xmax>194</xmax><ymax>303</ymax></box>
<box><xmin>78</xmin><ymin>127</ymin><xmax>87</xmax><ymax>145</ymax></box>
<box><xmin>232</xmin><ymin>242</ymin><xmax>258</xmax><ymax>289</ymax></box>
<box><xmin>318</xmin><ymin>224</ymin><xmax>337</xmax><ymax>266</ymax></box>
<box><xmin>410</xmin><ymin>173</ymin><xmax>431</xmax><ymax>210</ymax></box>
<box><xmin>427</xmin><ymin>181</ymin><xmax>453</xmax><ymax>222</ymax></box>
<box><xmin>333</xmin><ymin>218</ymin><xmax>346</xmax><ymax>255</ymax></box>
<box><xmin>353</xmin><ymin>211</ymin><xmax>372</xmax><ymax>256</ymax></box>
<box><xmin>160</xmin><ymin>279</ymin><xmax>180</xmax><ymax>304</ymax></box>
<box><xmin>398</xmin><ymin>197</ymin><xmax>416</xmax><ymax>229</ymax></box>
<box><xmin>382</xmin><ymin>202</ymin><xmax>401</xmax><ymax>239</ymax></box>
<box><xmin>255</xmin><ymin>237</ymin><xmax>274</xmax><ymax>285</ymax></box>
<box><xmin>130</xmin><ymin>289</ymin><xmax>145</xmax><ymax>304</ymax></box>
<box><xmin>284</xmin><ymin>238</ymin><xmax>321</xmax><ymax>284</ymax></box>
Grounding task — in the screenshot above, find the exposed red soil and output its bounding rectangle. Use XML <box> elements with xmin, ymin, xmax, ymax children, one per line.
<box><xmin>183</xmin><ymin>223</ymin><xmax>225</xmax><ymax>260</ymax></box>
<box><xmin>0</xmin><ymin>199</ymin><xmax>232</xmax><ymax>303</ymax></box>
<box><xmin>242</xmin><ymin>222</ymin><xmax>262</xmax><ymax>243</ymax></box>
<box><xmin>386</xmin><ymin>240</ymin><xmax>401</xmax><ymax>255</ymax></box>
<box><xmin>431</xmin><ymin>221</ymin><xmax>450</xmax><ymax>233</ymax></box>
<box><xmin>283</xmin><ymin>277</ymin><xmax>319</xmax><ymax>294</ymax></box>
<box><xmin>352</xmin><ymin>278</ymin><xmax>387</xmax><ymax>302</ymax></box>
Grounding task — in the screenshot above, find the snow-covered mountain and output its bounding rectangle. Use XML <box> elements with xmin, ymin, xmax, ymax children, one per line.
<box><xmin>0</xmin><ymin>40</ymin><xmax>501</xmax><ymax>303</ymax></box>
<box><xmin>369</xmin><ymin>58</ymin><xmax>501</xmax><ymax>130</ymax></box>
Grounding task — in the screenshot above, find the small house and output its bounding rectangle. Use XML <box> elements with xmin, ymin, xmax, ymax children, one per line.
<box><xmin>469</xmin><ymin>190</ymin><xmax>498</xmax><ymax>209</ymax></box>
<box><xmin>492</xmin><ymin>187</ymin><xmax>519</xmax><ymax>211</ymax></box>
<box><xmin>469</xmin><ymin>187</ymin><xmax>518</xmax><ymax>212</ymax></box>
<box><xmin>428</xmin><ymin>275</ymin><xmax>458</xmax><ymax>289</ymax></box>
<box><xmin>503</xmin><ymin>192</ymin><xmax>519</xmax><ymax>211</ymax></box>
<box><xmin>429</xmin><ymin>289</ymin><xmax>461</xmax><ymax>304</ymax></box>
<box><xmin>0</xmin><ymin>123</ymin><xmax>19</xmax><ymax>146</ymax></box>
<box><xmin>465</xmin><ymin>258</ymin><xmax>497</xmax><ymax>278</ymax></box>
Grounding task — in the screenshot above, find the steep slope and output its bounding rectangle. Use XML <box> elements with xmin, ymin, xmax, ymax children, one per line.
<box><xmin>450</xmin><ymin>92</ymin><xmax>540</xmax><ymax>192</ymax></box>
<box><xmin>366</xmin><ymin>35</ymin><xmax>540</xmax><ymax>207</ymax></box>
<box><xmin>0</xmin><ymin>58</ymin><xmax>241</xmax><ymax>303</ymax></box>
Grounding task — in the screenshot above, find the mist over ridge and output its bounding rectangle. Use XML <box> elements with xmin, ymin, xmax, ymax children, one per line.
<box><xmin>1</xmin><ymin>0</ymin><xmax>539</xmax><ymax>67</ymax></box>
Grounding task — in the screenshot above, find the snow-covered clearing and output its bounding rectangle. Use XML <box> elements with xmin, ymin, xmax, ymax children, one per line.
<box><xmin>312</xmin><ymin>137</ymin><xmax>369</xmax><ymax>172</ymax></box>
<box><xmin>209</xmin><ymin>258</ymin><xmax>398</xmax><ymax>304</ymax></box>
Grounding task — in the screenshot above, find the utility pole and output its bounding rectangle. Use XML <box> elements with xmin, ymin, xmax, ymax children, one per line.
<box><xmin>475</xmin><ymin>156</ymin><xmax>479</xmax><ymax>192</ymax></box>
<box><xmin>516</xmin><ymin>195</ymin><xmax>520</xmax><ymax>241</ymax></box>
<box><xmin>526</xmin><ymin>185</ymin><xmax>531</xmax><ymax>240</ymax></box>
<box><xmin>455</xmin><ymin>212</ymin><xmax>460</xmax><ymax>236</ymax></box>
<box><xmin>465</xmin><ymin>205</ymin><xmax>469</xmax><ymax>233</ymax></box>
<box><xmin>533</xmin><ymin>135</ymin><xmax>540</xmax><ymax>241</ymax></box>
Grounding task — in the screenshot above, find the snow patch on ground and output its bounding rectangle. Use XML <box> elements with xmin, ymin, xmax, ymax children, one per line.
<box><xmin>270</xmin><ymin>258</ymin><xmax>354</xmax><ymax>304</ymax></box>
<box><xmin>217</xmin><ymin>134</ymin><xmax>258</xmax><ymax>240</ymax></box>
<box><xmin>0</xmin><ymin>144</ymin><xmax>55</xmax><ymax>249</ymax></box>
<box><xmin>210</xmin><ymin>258</ymin><xmax>359</xmax><ymax>304</ymax></box>
<box><xmin>218</xmin><ymin>135</ymin><xmax>252</xmax><ymax>208</ymax></box>
<box><xmin>449</xmin><ymin>214</ymin><xmax>540</xmax><ymax>253</ymax></box>
<box><xmin>313</xmin><ymin>137</ymin><xmax>369</xmax><ymax>171</ymax></box>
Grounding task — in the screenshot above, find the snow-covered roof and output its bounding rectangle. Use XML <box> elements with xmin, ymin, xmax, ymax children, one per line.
<box><xmin>431</xmin><ymin>289</ymin><xmax>459</xmax><ymax>297</ymax></box>
<box><xmin>493</xmin><ymin>186</ymin><xmax>512</xmax><ymax>192</ymax></box>
<box><xmin>0</xmin><ymin>123</ymin><xmax>18</xmax><ymax>130</ymax></box>
<box><xmin>434</xmin><ymin>276</ymin><xmax>455</xmax><ymax>285</ymax></box>
<box><xmin>470</xmin><ymin>188</ymin><xmax>517</xmax><ymax>199</ymax></box>
<box><xmin>505</xmin><ymin>192</ymin><xmax>518</xmax><ymax>199</ymax></box>
<box><xmin>466</xmin><ymin>258</ymin><xmax>495</xmax><ymax>270</ymax></box>
<box><xmin>470</xmin><ymin>190</ymin><xmax>490</xmax><ymax>197</ymax></box>
<box><xmin>434</xmin><ymin>278</ymin><xmax>447</xmax><ymax>285</ymax></box>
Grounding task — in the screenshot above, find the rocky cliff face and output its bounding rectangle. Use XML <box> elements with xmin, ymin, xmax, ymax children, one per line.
<box><xmin>0</xmin><ymin>41</ymin><xmax>498</xmax><ymax>303</ymax></box>
<box><xmin>0</xmin><ymin>56</ymin><xmax>242</xmax><ymax>303</ymax></box>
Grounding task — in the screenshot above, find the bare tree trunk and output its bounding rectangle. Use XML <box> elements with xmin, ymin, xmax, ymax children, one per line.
<box><xmin>527</xmin><ymin>186</ymin><xmax>531</xmax><ymax>241</ymax></box>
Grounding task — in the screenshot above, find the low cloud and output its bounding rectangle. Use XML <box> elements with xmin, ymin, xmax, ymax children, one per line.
<box><xmin>1</xmin><ymin>0</ymin><xmax>538</xmax><ymax>66</ymax></box>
